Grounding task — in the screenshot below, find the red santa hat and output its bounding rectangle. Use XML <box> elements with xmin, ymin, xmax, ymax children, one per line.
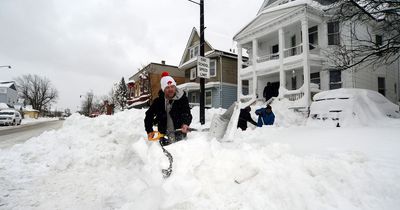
<box><xmin>160</xmin><ymin>71</ymin><xmax>176</xmax><ymax>91</ymax></box>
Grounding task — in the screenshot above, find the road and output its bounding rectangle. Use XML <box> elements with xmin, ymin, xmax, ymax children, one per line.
<box><xmin>0</xmin><ymin>120</ymin><xmax>64</xmax><ymax>149</ymax></box>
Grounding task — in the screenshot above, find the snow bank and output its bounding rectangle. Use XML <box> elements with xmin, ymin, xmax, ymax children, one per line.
<box><xmin>308</xmin><ymin>88</ymin><xmax>400</xmax><ymax>127</ymax></box>
<box><xmin>1</xmin><ymin>106</ymin><xmax>400</xmax><ymax>209</ymax></box>
<box><xmin>21</xmin><ymin>117</ymin><xmax>59</xmax><ymax>125</ymax></box>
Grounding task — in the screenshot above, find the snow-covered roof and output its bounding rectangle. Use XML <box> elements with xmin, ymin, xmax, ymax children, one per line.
<box><xmin>177</xmin><ymin>82</ymin><xmax>221</xmax><ymax>91</ymax></box>
<box><xmin>127</xmin><ymin>99</ymin><xmax>149</xmax><ymax>109</ymax></box>
<box><xmin>23</xmin><ymin>105</ymin><xmax>39</xmax><ymax>112</ymax></box>
<box><xmin>0</xmin><ymin>81</ymin><xmax>16</xmax><ymax>88</ymax></box>
<box><xmin>0</xmin><ymin>103</ymin><xmax>11</xmax><ymax>110</ymax></box>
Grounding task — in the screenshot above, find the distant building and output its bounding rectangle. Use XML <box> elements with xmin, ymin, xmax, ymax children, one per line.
<box><xmin>0</xmin><ymin>81</ymin><xmax>18</xmax><ymax>107</ymax></box>
<box><xmin>127</xmin><ymin>61</ymin><xmax>185</xmax><ymax>108</ymax></box>
<box><xmin>23</xmin><ymin>105</ymin><xmax>39</xmax><ymax>119</ymax></box>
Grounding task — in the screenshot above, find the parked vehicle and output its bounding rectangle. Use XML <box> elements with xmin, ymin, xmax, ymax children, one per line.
<box><xmin>0</xmin><ymin>109</ymin><xmax>22</xmax><ymax>126</ymax></box>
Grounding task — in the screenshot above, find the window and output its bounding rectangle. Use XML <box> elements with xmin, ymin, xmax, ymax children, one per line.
<box><xmin>242</xmin><ymin>80</ymin><xmax>249</xmax><ymax>95</ymax></box>
<box><xmin>189</xmin><ymin>45</ymin><xmax>200</xmax><ymax>59</ymax></box>
<box><xmin>329</xmin><ymin>70</ymin><xmax>342</xmax><ymax>90</ymax></box>
<box><xmin>328</xmin><ymin>21</ymin><xmax>340</xmax><ymax>45</ymax></box>
<box><xmin>291</xmin><ymin>35</ymin><xmax>296</xmax><ymax>56</ymax></box>
<box><xmin>209</xmin><ymin>60</ymin><xmax>217</xmax><ymax>77</ymax></box>
<box><xmin>291</xmin><ymin>76</ymin><xmax>297</xmax><ymax>90</ymax></box>
<box><xmin>311</xmin><ymin>72</ymin><xmax>321</xmax><ymax>89</ymax></box>
<box><xmin>378</xmin><ymin>77</ymin><xmax>385</xmax><ymax>96</ymax></box>
<box><xmin>191</xmin><ymin>93</ymin><xmax>197</xmax><ymax>103</ymax></box>
<box><xmin>205</xmin><ymin>90</ymin><xmax>212</xmax><ymax>106</ymax></box>
<box><xmin>190</xmin><ymin>68</ymin><xmax>196</xmax><ymax>80</ymax></box>
<box><xmin>308</xmin><ymin>26</ymin><xmax>318</xmax><ymax>50</ymax></box>
<box><xmin>376</xmin><ymin>35</ymin><xmax>383</xmax><ymax>46</ymax></box>
<box><xmin>272</xmin><ymin>44</ymin><xmax>279</xmax><ymax>54</ymax></box>
<box><xmin>376</xmin><ymin>35</ymin><xmax>383</xmax><ymax>56</ymax></box>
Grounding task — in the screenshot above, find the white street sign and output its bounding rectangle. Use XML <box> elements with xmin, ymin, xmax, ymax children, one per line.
<box><xmin>197</xmin><ymin>56</ymin><xmax>210</xmax><ymax>79</ymax></box>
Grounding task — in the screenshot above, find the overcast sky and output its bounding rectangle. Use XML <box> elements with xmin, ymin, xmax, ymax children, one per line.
<box><xmin>0</xmin><ymin>0</ymin><xmax>261</xmax><ymax>112</ymax></box>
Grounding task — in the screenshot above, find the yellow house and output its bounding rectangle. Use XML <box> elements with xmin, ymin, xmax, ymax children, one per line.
<box><xmin>23</xmin><ymin>106</ymin><xmax>39</xmax><ymax>119</ymax></box>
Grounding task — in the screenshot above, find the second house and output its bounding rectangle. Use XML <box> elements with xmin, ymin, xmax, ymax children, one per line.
<box><xmin>178</xmin><ymin>27</ymin><xmax>243</xmax><ymax>109</ymax></box>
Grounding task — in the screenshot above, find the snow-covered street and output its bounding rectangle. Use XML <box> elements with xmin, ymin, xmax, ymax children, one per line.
<box><xmin>0</xmin><ymin>120</ymin><xmax>63</xmax><ymax>149</ymax></box>
<box><xmin>0</xmin><ymin>106</ymin><xmax>399</xmax><ymax>210</ymax></box>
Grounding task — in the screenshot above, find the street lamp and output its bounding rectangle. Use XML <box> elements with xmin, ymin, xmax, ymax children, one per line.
<box><xmin>0</xmin><ymin>65</ymin><xmax>11</xmax><ymax>69</ymax></box>
<box><xmin>188</xmin><ymin>0</ymin><xmax>206</xmax><ymax>125</ymax></box>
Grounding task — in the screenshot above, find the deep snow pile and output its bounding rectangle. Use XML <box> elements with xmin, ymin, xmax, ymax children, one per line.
<box><xmin>1</xmin><ymin>106</ymin><xmax>400</xmax><ymax>210</ymax></box>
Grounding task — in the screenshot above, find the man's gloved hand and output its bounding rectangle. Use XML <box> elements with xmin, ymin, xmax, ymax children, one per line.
<box><xmin>181</xmin><ymin>124</ymin><xmax>189</xmax><ymax>133</ymax></box>
<box><xmin>148</xmin><ymin>132</ymin><xmax>155</xmax><ymax>140</ymax></box>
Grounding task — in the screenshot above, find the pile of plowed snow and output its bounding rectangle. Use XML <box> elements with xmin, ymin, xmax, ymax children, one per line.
<box><xmin>1</xmin><ymin>104</ymin><xmax>400</xmax><ymax>210</ymax></box>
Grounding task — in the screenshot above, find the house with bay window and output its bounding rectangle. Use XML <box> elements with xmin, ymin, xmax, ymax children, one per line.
<box><xmin>178</xmin><ymin>27</ymin><xmax>244</xmax><ymax>109</ymax></box>
<box><xmin>234</xmin><ymin>0</ymin><xmax>399</xmax><ymax>109</ymax></box>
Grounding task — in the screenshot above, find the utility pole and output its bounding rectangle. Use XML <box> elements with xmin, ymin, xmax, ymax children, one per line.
<box><xmin>188</xmin><ymin>0</ymin><xmax>205</xmax><ymax>124</ymax></box>
<box><xmin>199</xmin><ymin>0</ymin><xmax>205</xmax><ymax>125</ymax></box>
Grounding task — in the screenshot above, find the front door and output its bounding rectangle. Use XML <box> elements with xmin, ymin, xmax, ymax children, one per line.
<box><xmin>270</xmin><ymin>82</ymin><xmax>280</xmax><ymax>97</ymax></box>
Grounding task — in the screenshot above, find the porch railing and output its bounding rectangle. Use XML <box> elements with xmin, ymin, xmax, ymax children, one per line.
<box><xmin>284</xmin><ymin>92</ymin><xmax>305</xmax><ymax>101</ymax></box>
<box><xmin>284</xmin><ymin>45</ymin><xmax>303</xmax><ymax>58</ymax></box>
<box><xmin>257</xmin><ymin>53</ymin><xmax>279</xmax><ymax>63</ymax></box>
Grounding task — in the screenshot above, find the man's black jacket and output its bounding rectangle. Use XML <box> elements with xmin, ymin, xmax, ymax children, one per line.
<box><xmin>237</xmin><ymin>108</ymin><xmax>257</xmax><ymax>131</ymax></box>
<box><xmin>144</xmin><ymin>90</ymin><xmax>192</xmax><ymax>134</ymax></box>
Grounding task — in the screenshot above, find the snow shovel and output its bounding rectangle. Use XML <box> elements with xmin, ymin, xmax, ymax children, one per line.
<box><xmin>147</xmin><ymin>128</ymin><xmax>201</xmax><ymax>179</ymax></box>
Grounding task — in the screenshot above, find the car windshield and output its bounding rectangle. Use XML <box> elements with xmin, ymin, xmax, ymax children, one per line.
<box><xmin>0</xmin><ymin>112</ymin><xmax>14</xmax><ymax>115</ymax></box>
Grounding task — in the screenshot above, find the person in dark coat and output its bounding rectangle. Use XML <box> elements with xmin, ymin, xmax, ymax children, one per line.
<box><xmin>144</xmin><ymin>72</ymin><xmax>192</xmax><ymax>146</ymax></box>
<box><xmin>263</xmin><ymin>82</ymin><xmax>274</xmax><ymax>102</ymax></box>
<box><xmin>255</xmin><ymin>105</ymin><xmax>275</xmax><ymax>127</ymax></box>
<box><xmin>237</xmin><ymin>106</ymin><xmax>258</xmax><ymax>131</ymax></box>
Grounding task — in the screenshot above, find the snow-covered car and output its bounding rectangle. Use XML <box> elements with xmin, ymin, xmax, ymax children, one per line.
<box><xmin>0</xmin><ymin>109</ymin><xmax>22</xmax><ymax>126</ymax></box>
<box><xmin>307</xmin><ymin>88</ymin><xmax>400</xmax><ymax>127</ymax></box>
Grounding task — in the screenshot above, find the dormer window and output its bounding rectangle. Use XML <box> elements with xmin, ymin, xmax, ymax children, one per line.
<box><xmin>189</xmin><ymin>45</ymin><xmax>200</xmax><ymax>59</ymax></box>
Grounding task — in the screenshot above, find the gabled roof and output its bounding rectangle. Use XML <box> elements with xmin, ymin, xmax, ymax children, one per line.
<box><xmin>179</xmin><ymin>27</ymin><xmax>214</xmax><ymax>67</ymax></box>
<box><xmin>234</xmin><ymin>0</ymin><xmax>328</xmax><ymax>42</ymax></box>
<box><xmin>0</xmin><ymin>81</ymin><xmax>17</xmax><ymax>91</ymax></box>
<box><xmin>257</xmin><ymin>0</ymin><xmax>281</xmax><ymax>15</ymax></box>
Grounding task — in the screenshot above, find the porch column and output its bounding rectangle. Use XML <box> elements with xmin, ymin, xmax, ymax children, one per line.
<box><xmin>252</xmin><ymin>39</ymin><xmax>258</xmax><ymax>98</ymax></box>
<box><xmin>237</xmin><ymin>44</ymin><xmax>243</xmax><ymax>100</ymax></box>
<box><xmin>279</xmin><ymin>28</ymin><xmax>285</xmax><ymax>90</ymax></box>
<box><xmin>301</xmin><ymin>17</ymin><xmax>311</xmax><ymax>107</ymax></box>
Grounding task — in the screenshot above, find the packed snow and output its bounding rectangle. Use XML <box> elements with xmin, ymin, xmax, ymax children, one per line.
<box><xmin>1</xmin><ymin>98</ymin><xmax>400</xmax><ymax>210</ymax></box>
<box><xmin>21</xmin><ymin>117</ymin><xmax>59</xmax><ymax>125</ymax></box>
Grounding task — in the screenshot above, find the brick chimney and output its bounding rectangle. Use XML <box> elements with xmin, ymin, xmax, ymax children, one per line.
<box><xmin>161</xmin><ymin>60</ymin><xmax>166</xmax><ymax>65</ymax></box>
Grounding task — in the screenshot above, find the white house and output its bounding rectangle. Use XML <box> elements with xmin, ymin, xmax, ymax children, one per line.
<box><xmin>234</xmin><ymin>0</ymin><xmax>399</xmax><ymax>109</ymax></box>
<box><xmin>0</xmin><ymin>81</ymin><xmax>18</xmax><ymax>107</ymax></box>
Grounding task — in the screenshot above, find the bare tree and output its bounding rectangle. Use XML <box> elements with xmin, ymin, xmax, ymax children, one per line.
<box><xmin>15</xmin><ymin>74</ymin><xmax>58</xmax><ymax>113</ymax></box>
<box><xmin>328</xmin><ymin>0</ymin><xmax>400</xmax><ymax>70</ymax></box>
<box><xmin>80</xmin><ymin>91</ymin><xmax>94</xmax><ymax>116</ymax></box>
